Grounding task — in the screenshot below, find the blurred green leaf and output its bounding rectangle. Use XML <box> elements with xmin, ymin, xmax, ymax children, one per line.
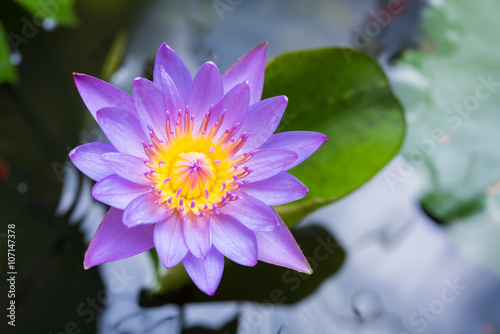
<box><xmin>262</xmin><ymin>48</ymin><xmax>405</xmax><ymax>225</ymax></box>
<box><xmin>421</xmin><ymin>190</ymin><xmax>485</xmax><ymax>225</ymax></box>
<box><xmin>13</xmin><ymin>0</ymin><xmax>78</xmax><ymax>26</ymax></box>
<box><xmin>142</xmin><ymin>225</ymin><xmax>345</xmax><ymax>306</ymax></box>
<box><xmin>0</xmin><ymin>20</ymin><xmax>18</xmax><ymax>84</ymax></box>
<box><xmin>100</xmin><ymin>31</ymin><xmax>127</xmax><ymax>82</ymax></box>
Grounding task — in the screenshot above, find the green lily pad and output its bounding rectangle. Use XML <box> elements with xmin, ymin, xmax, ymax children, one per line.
<box><xmin>262</xmin><ymin>48</ymin><xmax>405</xmax><ymax>225</ymax></box>
<box><xmin>274</xmin><ymin>197</ymin><xmax>335</xmax><ymax>228</ymax></box>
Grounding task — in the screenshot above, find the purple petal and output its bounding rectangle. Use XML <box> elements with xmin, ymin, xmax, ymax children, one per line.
<box><xmin>96</xmin><ymin>107</ymin><xmax>148</xmax><ymax>157</ymax></box>
<box><xmin>154</xmin><ymin>212</ymin><xmax>189</xmax><ymax>268</ymax></box>
<box><xmin>218</xmin><ymin>191</ymin><xmax>278</xmax><ymax>231</ymax></box>
<box><xmin>236</xmin><ymin>96</ymin><xmax>288</xmax><ymax>153</ymax></box>
<box><xmin>123</xmin><ymin>193</ymin><xmax>171</xmax><ymax>227</ymax></box>
<box><xmin>210</xmin><ymin>214</ymin><xmax>257</xmax><ymax>266</ymax></box>
<box><xmin>133</xmin><ymin>78</ymin><xmax>168</xmax><ymax>142</ymax></box>
<box><xmin>100</xmin><ymin>152</ymin><xmax>151</xmax><ymax>185</ymax></box>
<box><xmin>183</xmin><ymin>247</ymin><xmax>224</xmax><ymax>296</ymax></box>
<box><xmin>73</xmin><ymin>73</ymin><xmax>137</xmax><ymax>120</ymax></box>
<box><xmin>241</xmin><ymin>172</ymin><xmax>308</xmax><ymax>206</ymax></box>
<box><xmin>260</xmin><ymin>131</ymin><xmax>328</xmax><ymax>169</ymax></box>
<box><xmin>243</xmin><ymin>148</ymin><xmax>298</xmax><ymax>183</ymax></box>
<box><xmin>84</xmin><ymin>207</ymin><xmax>154</xmax><ymax>269</ymax></box>
<box><xmin>160</xmin><ymin>67</ymin><xmax>184</xmax><ymax>115</ymax></box>
<box><xmin>254</xmin><ymin>213</ymin><xmax>312</xmax><ymax>274</ymax></box>
<box><xmin>92</xmin><ymin>174</ymin><xmax>149</xmax><ymax>210</ymax></box>
<box><xmin>69</xmin><ymin>142</ymin><xmax>117</xmax><ymax>181</ymax></box>
<box><xmin>204</xmin><ymin>81</ymin><xmax>250</xmax><ymax>138</ymax></box>
<box><xmin>187</xmin><ymin>62</ymin><xmax>223</xmax><ymax>126</ymax></box>
<box><xmin>183</xmin><ymin>214</ymin><xmax>211</xmax><ymax>259</ymax></box>
<box><xmin>153</xmin><ymin>43</ymin><xmax>192</xmax><ymax>103</ymax></box>
<box><xmin>222</xmin><ymin>42</ymin><xmax>267</xmax><ymax>105</ymax></box>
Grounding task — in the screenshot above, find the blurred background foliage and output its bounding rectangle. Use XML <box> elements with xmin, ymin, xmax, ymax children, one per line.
<box><xmin>0</xmin><ymin>1</ymin><xmax>146</xmax><ymax>332</ymax></box>
<box><xmin>397</xmin><ymin>0</ymin><xmax>500</xmax><ymax>224</ymax></box>
<box><xmin>393</xmin><ymin>0</ymin><xmax>500</xmax><ymax>277</ymax></box>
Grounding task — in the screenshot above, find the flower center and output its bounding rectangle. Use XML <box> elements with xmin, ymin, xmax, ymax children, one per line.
<box><xmin>170</xmin><ymin>151</ymin><xmax>217</xmax><ymax>199</ymax></box>
<box><xmin>142</xmin><ymin>108</ymin><xmax>253</xmax><ymax>216</ymax></box>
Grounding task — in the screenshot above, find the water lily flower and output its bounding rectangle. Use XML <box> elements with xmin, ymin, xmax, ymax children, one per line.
<box><xmin>69</xmin><ymin>42</ymin><xmax>327</xmax><ymax>295</ymax></box>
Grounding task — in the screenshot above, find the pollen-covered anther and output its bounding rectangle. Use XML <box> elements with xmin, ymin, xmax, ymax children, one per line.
<box><xmin>225</xmin><ymin>132</ymin><xmax>249</xmax><ymax>156</ymax></box>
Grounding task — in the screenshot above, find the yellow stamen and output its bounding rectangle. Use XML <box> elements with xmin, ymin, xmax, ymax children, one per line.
<box><xmin>143</xmin><ymin>110</ymin><xmax>249</xmax><ymax>216</ymax></box>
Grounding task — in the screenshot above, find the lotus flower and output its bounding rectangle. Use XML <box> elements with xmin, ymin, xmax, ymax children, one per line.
<box><xmin>69</xmin><ymin>42</ymin><xmax>327</xmax><ymax>295</ymax></box>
